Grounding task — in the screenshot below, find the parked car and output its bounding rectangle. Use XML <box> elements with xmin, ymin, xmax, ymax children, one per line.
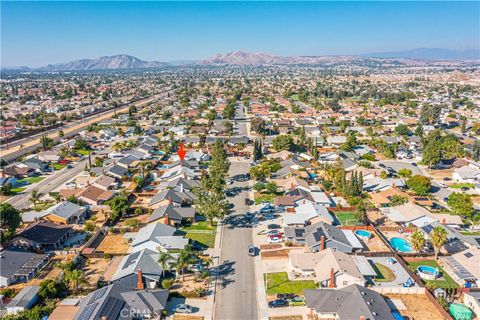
<box><xmin>461</xmin><ymin>187</ymin><xmax>470</xmax><ymax>192</ymax></box>
<box><xmin>437</xmin><ymin>182</ymin><xmax>447</xmax><ymax>188</ymax></box>
<box><xmin>277</xmin><ymin>293</ymin><xmax>297</xmax><ymax>300</ymax></box>
<box><xmin>66</xmin><ymin>163</ymin><xmax>74</xmax><ymax>169</ymax></box>
<box><xmin>267</xmin><ymin>224</ymin><xmax>281</xmax><ymax>230</ymax></box>
<box><xmin>268</xmin><ymin>299</ymin><xmax>288</xmax><ymax>308</ymax></box>
<box><xmin>227</xmin><ymin>178</ymin><xmax>234</xmax><ymax>185</ymax></box>
<box><xmin>190</xmin><ymin>263</ymin><xmax>204</xmax><ymax>272</ymax></box>
<box><xmin>268</xmin><ymin>236</ymin><xmax>283</xmax><ymax>244</ymax></box>
<box><xmin>288</xmin><ymin>297</ymin><xmax>306</xmax><ymax>306</ymax></box>
<box><xmin>266</xmin><ymin>230</ymin><xmax>283</xmax><ymax>237</ymax></box>
<box><xmin>245</xmin><ymin>198</ymin><xmax>251</xmax><ymax>205</ymax></box>
<box><xmin>226</xmin><ymin>190</ymin><xmax>236</xmax><ymax>197</ymax></box>
<box><xmin>260</xmin><ymin>207</ymin><xmax>275</xmax><ymax>214</ymax></box>
<box><xmin>173</xmin><ymin>304</ymin><xmax>193</xmax><ymax>314</ymax></box>
<box><xmin>248</xmin><ymin>245</ymin><xmax>256</xmax><ymax>256</ymax></box>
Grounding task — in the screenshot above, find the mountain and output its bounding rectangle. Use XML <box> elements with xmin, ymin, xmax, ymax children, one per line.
<box><xmin>362</xmin><ymin>48</ymin><xmax>480</xmax><ymax>61</ymax></box>
<box><xmin>36</xmin><ymin>55</ymin><xmax>168</xmax><ymax>71</ymax></box>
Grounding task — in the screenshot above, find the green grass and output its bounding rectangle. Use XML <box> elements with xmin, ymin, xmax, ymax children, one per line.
<box><xmin>180</xmin><ymin>221</ymin><xmax>217</xmax><ymax>248</ymax></box>
<box><xmin>449</xmin><ymin>183</ymin><xmax>475</xmax><ymax>189</ymax></box>
<box><xmin>372</xmin><ymin>263</ymin><xmax>396</xmax><ymax>282</ymax></box>
<box><xmin>460</xmin><ymin>231</ymin><xmax>480</xmax><ymax>236</ymax></box>
<box><xmin>334</xmin><ymin>211</ymin><xmax>358</xmax><ymax>226</ymax></box>
<box><xmin>264</xmin><ymin>272</ymin><xmax>316</xmax><ymax>295</ymax></box>
<box><xmin>18</xmin><ymin>176</ymin><xmax>45</xmax><ymax>184</ymax></box>
<box><xmin>255</xmin><ymin>193</ymin><xmax>277</xmax><ymax>205</ymax></box>
<box><xmin>407</xmin><ymin>260</ymin><xmax>460</xmax><ymax>289</ymax></box>
<box><xmin>76</xmin><ymin>149</ymin><xmax>91</xmax><ymax>156</ymax></box>
<box><xmin>10</xmin><ymin>187</ymin><xmax>27</xmax><ymax>194</ymax></box>
<box><xmin>184</xmin><ymin>233</ymin><xmax>216</xmax><ymax>248</ymax></box>
<box><xmin>52</xmin><ymin>163</ymin><xmax>66</xmax><ymax>170</ymax></box>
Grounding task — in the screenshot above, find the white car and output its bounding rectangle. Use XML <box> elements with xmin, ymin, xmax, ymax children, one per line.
<box><xmin>268</xmin><ymin>236</ymin><xmax>283</xmax><ymax>244</ymax></box>
<box><xmin>173</xmin><ymin>304</ymin><xmax>193</xmax><ymax>314</ymax></box>
<box><xmin>437</xmin><ymin>182</ymin><xmax>447</xmax><ymax>188</ymax></box>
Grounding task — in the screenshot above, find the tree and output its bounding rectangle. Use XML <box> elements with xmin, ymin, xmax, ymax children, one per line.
<box><xmin>410</xmin><ymin>230</ymin><xmax>426</xmax><ymax>252</ymax></box>
<box><xmin>251</xmin><ymin>118</ymin><xmax>266</xmax><ymax>134</ymax></box>
<box><xmin>125</xmin><ymin>218</ymin><xmax>140</xmax><ymax>229</ymax></box>
<box><xmin>430</xmin><ymin>226</ymin><xmax>448</xmax><ymax>259</ymax></box>
<box><xmin>406</xmin><ymin>175</ymin><xmax>431</xmax><ymax>196</ymax></box>
<box><xmin>394</xmin><ymin>124</ymin><xmax>410</xmax><ymax>136</ymax></box>
<box><xmin>74</xmin><ymin>137</ymin><xmax>90</xmax><ymax>150</ymax></box>
<box><xmin>472</xmin><ymin>141</ymin><xmax>480</xmax><ymax>162</ymax></box>
<box><xmin>253</xmin><ymin>182</ymin><xmax>265</xmax><ymax>192</ymax></box>
<box><xmin>106</xmin><ymin>195</ymin><xmax>129</xmax><ymax>220</ymax></box>
<box><xmin>398</xmin><ymin>168</ymin><xmax>412</xmax><ymax>178</ymax></box>
<box><xmin>175</xmin><ymin>248</ymin><xmax>194</xmax><ymax>281</ymax></box>
<box><xmin>265</xmin><ymin>181</ymin><xmax>277</xmax><ymax>194</ymax></box>
<box><xmin>222</xmin><ymin>103</ymin><xmax>235</xmax><ymax>119</ymax></box>
<box><xmin>272</xmin><ymin>135</ymin><xmax>293</xmax><ymax>151</ymax></box>
<box><xmin>39</xmin><ymin>133</ymin><xmax>54</xmax><ymax>151</ymax></box>
<box><xmin>63</xmin><ymin>269</ymin><xmax>87</xmax><ymax>291</ymax></box>
<box><xmin>447</xmin><ymin>192</ymin><xmax>474</xmax><ymax>217</ymax></box>
<box><xmin>138</xmin><ymin>161</ymin><xmax>152</xmax><ymax>178</ymax></box>
<box><xmin>0</xmin><ymin>203</ymin><xmax>21</xmax><ymax>242</ymax></box>
<box><xmin>0</xmin><ymin>183</ymin><xmax>12</xmax><ymax>196</ymax></box>
<box><xmin>29</xmin><ymin>189</ymin><xmax>43</xmax><ymax>208</ymax></box>
<box><xmin>389</xmin><ymin>195</ymin><xmax>408</xmax><ymax>206</ymax></box>
<box><xmin>38</xmin><ymin>279</ymin><xmax>66</xmax><ymax>300</ymax></box>
<box><xmin>158</xmin><ymin>252</ymin><xmax>174</xmax><ymax>278</ymax></box>
<box><xmin>253</xmin><ymin>139</ymin><xmax>263</xmax><ymax>161</ymax></box>
<box><xmin>341</xmin><ymin>132</ymin><xmax>357</xmax><ymax>151</ymax></box>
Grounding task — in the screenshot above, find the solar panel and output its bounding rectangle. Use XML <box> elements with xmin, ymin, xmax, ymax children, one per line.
<box><xmin>123</xmin><ymin>251</ymin><xmax>141</xmax><ymax>270</ymax></box>
<box><xmin>99</xmin><ymin>297</ymin><xmax>124</xmax><ymax>320</ymax></box>
<box><xmin>464</xmin><ymin>252</ymin><xmax>473</xmax><ymax>258</ymax></box>
<box><xmin>77</xmin><ymin>302</ymin><xmax>98</xmax><ymax>320</ymax></box>
<box><xmin>91</xmin><ymin>286</ymin><xmax>108</xmax><ymax>301</ymax></box>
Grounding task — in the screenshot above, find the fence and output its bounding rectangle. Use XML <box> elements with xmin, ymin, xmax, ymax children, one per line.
<box><xmin>370</xmin><ymin>287</ymin><xmax>426</xmax><ymax>295</ymax></box>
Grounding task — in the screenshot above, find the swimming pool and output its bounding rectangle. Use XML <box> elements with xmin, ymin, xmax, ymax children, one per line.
<box><xmin>390</xmin><ymin>237</ymin><xmax>413</xmax><ymax>253</ymax></box>
<box><xmin>355</xmin><ymin>230</ymin><xmax>372</xmax><ymax>241</ymax></box>
<box><xmin>417</xmin><ymin>265</ymin><xmax>440</xmax><ymax>280</ymax></box>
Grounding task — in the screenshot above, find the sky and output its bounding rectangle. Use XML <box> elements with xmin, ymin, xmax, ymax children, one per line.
<box><xmin>1</xmin><ymin>1</ymin><xmax>479</xmax><ymax>67</ymax></box>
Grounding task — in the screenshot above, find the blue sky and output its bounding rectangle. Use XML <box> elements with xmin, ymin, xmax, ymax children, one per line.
<box><xmin>1</xmin><ymin>1</ymin><xmax>479</xmax><ymax>67</ymax></box>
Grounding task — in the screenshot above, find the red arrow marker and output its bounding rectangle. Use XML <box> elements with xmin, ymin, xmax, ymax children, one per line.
<box><xmin>177</xmin><ymin>143</ymin><xmax>187</xmax><ymax>161</ymax></box>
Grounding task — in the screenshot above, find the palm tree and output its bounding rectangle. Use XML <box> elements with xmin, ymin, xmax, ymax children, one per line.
<box><xmin>29</xmin><ymin>189</ymin><xmax>43</xmax><ymax>208</ymax></box>
<box><xmin>410</xmin><ymin>230</ymin><xmax>426</xmax><ymax>252</ymax></box>
<box><xmin>430</xmin><ymin>226</ymin><xmax>448</xmax><ymax>259</ymax></box>
<box><xmin>138</xmin><ymin>161</ymin><xmax>151</xmax><ymax>178</ymax></box>
<box><xmin>64</xmin><ymin>269</ymin><xmax>87</xmax><ymax>292</ymax></box>
<box><xmin>158</xmin><ymin>251</ymin><xmax>173</xmax><ymax>278</ymax></box>
<box><xmin>175</xmin><ymin>248</ymin><xmax>193</xmax><ymax>281</ymax></box>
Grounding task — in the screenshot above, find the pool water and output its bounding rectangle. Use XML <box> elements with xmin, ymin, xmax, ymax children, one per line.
<box><xmin>417</xmin><ymin>265</ymin><xmax>439</xmax><ymax>280</ymax></box>
<box><xmin>390</xmin><ymin>237</ymin><xmax>413</xmax><ymax>252</ymax></box>
<box><xmin>355</xmin><ymin>230</ymin><xmax>371</xmax><ymax>237</ymax></box>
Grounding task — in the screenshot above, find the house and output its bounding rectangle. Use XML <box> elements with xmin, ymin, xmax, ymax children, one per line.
<box><xmin>77</xmin><ymin>185</ymin><xmax>114</xmax><ymax>205</ymax></box>
<box><xmin>440</xmin><ymin>246</ymin><xmax>480</xmax><ymax>287</ymax></box>
<box><xmin>37</xmin><ymin>150</ymin><xmax>61</xmax><ymax>163</ymax></box>
<box><xmin>289</xmin><ymin>249</ymin><xmax>365</xmax><ymax>288</ymax></box>
<box><xmin>92</xmin><ymin>175</ymin><xmax>117</xmax><ymax>190</ymax></box>
<box><xmin>149</xmin><ymin>205</ymin><xmax>196</xmax><ymax>226</ymax></box>
<box><xmin>22</xmin><ymin>157</ymin><xmax>49</xmax><ymax>174</ymax></box>
<box><xmin>112</xmin><ymin>249</ymin><xmax>162</xmax><ymax>289</ymax></box>
<box><xmin>363</xmin><ymin>176</ymin><xmax>406</xmax><ymax>192</ymax></box>
<box><xmin>284</xmin><ymin>202</ymin><xmax>334</xmax><ymax>226</ymax></box>
<box><xmin>106</xmin><ymin>164</ymin><xmax>130</xmax><ymax>179</ymax></box>
<box><xmin>156</xmin><ymin>177</ymin><xmax>200</xmax><ymax>193</ymax></box>
<box><xmin>0</xmin><ymin>249</ymin><xmax>49</xmax><ymax>287</ymax></box>
<box><xmin>452</xmin><ymin>165</ymin><xmax>480</xmax><ymax>183</ymax></box>
<box><xmin>160</xmin><ymin>164</ymin><xmax>197</xmax><ymax>181</ymax></box>
<box><xmin>304</xmin><ymin>284</ymin><xmax>395</xmax><ymax>320</ymax></box>
<box><xmin>463</xmin><ymin>292</ymin><xmax>480</xmax><ymax>318</ymax></box>
<box><xmin>2</xmin><ymin>165</ymin><xmax>33</xmax><ymax>178</ymax></box>
<box><xmin>326</xmin><ymin>135</ymin><xmax>347</xmax><ymax>146</ymax></box>
<box><xmin>6</xmin><ymin>285</ymin><xmax>39</xmax><ymax>315</ymax></box>
<box><xmin>0</xmin><ymin>176</ymin><xmax>18</xmax><ymax>188</ymax></box>
<box><xmin>130</xmin><ymin>222</ymin><xmax>188</xmax><ymax>252</ymax></box>
<box><xmin>148</xmin><ymin>188</ymin><xmax>195</xmax><ymax>209</ymax></box>
<box><xmin>284</xmin><ymin>222</ymin><xmax>363</xmax><ymax>253</ymax></box>
<box><xmin>39</xmin><ymin>201</ymin><xmax>87</xmax><ymax>224</ymax></box>
<box><xmin>11</xmin><ymin>221</ymin><xmax>73</xmax><ymax>252</ymax></box>
<box><xmin>73</xmin><ymin>282</ymin><xmax>169</xmax><ymax>320</ymax></box>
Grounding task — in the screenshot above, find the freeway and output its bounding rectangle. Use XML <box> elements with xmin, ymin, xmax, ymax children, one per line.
<box><xmin>0</xmin><ymin>88</ymin><xmax>173</xmax><ymax>162</ymax></box>
<box><xmin>214</xmin><ymin>105</ymin><xmax>257</xmax><ymax>320</ymax></box>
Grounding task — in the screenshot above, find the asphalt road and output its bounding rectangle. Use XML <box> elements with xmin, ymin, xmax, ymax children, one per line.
<box><xmin>214</xmin><ymin>160</ymin><xmax>258</xmax><ymax>320</ymax></box>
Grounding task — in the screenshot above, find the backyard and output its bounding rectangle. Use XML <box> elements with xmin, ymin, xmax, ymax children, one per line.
<box><xmin>334</xmin><ymin>211</ymin><xmax>359</xmax><ymax>226</ymax></box>
<box><xmin>254</xmin><ymin>192</ymin><xmax>277</xmax><ymax>205</ymax></box>
<box><xmin>18</xmin><ymin>176</ymin><xmax>45</xmax><ymax>184</ymax></box>
<box><xmin>406</xmin><ymin>259</ymin><xmax>459</xmax><ymax>288</ymax></box>
<box><xmin>180</xmin><ymin>221</ymin><xmax>216</xmax><ymax>248</ymax></box>
<box><xmin>264</xmin><ymin>272</ymin><xmax>316</xmax><ymax>295</ymax></box>
<box><xmin>372</xmin><ymin>263</ymin><xmax>396</xmax><ymax>282</ymax></box>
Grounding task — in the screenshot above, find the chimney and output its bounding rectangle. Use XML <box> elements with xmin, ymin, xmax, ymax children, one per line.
<box><xmin>137</xmin><ymin>269</ymin><xmax>144</xmax><ymax>290</ymax></box>
<box><xmin>320</xmin><ymin>235</ymin><xmax>325</xmax><ymax>251</ymax></box>
<box><xmin>183</xmin><ymin>172</ymin><xmax>187</xmax><ymax>179</ymax></box>
<box><xmin>180</xmin><ymin>183</ymin><xmax>184</xmax><ymax>193</ymax></box>
<box><xmin>291</xmin><ymin>183</ymin><xmax>294</xmax><ymax>189</ymax></box>
<box><xmin>168</xmin><ymin>196</ymin><xmax>173</xmax><ymax>205</ymax></box>
<box><xmin>442</xmin><ymin>218</ymin><xmax>446</xmax><ymax>225</ymax></box>
<box><xmin>164</xmin><ymin>212</ymin><xmax>169</xmax><ymax>225</ymax></box>
<box><xmin>329</xmin><ymin>268</ymin><xmax>335</xmax><ymax>288</ymax></box>
<box><xmin>392</xmin><ymin>183</ymin><xmax>396</xmax><ymax>189</ymax></box>
<box><xmin>359</xmin><ymin>317</ymin><xmax>365</xmax><ymax>320</ymax></box>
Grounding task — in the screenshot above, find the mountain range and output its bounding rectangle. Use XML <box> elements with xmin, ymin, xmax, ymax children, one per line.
<box><xmin>2</xmin><ymin>48</ymin><xmax>478</xmax><ymax>71</ymax></box>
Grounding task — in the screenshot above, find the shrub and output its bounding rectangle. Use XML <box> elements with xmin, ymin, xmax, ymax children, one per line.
<box><xmin>361</xmin><ymin>154</ymin><xmax>375</xmax><ymax>161</ymax></box>
<box><xmin>161</xmin><ymin>278</ymin><xmax>175</xmax><ymax>289</ymax></box>
<box><xmin>84</xmin><ymin>221</ymin><xmax>95</xmax><ymax>232</ymax></box>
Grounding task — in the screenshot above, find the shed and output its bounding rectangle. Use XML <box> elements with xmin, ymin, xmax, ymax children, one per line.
<box><xmin>6</xmin><ymin>285</ymin><xmax>39</xmax><ymax>314</ymax></box>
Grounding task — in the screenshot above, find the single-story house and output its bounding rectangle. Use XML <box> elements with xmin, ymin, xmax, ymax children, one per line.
<box><xmin>0</xmin><ymin>249</ymin><xmax>50</xmax><ymax>287</ymax></box>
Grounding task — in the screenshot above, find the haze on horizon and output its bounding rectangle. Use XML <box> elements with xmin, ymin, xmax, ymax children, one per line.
<box><xmin>1</xmin><ymin>1</ymin><xmax>479</xmax><ymax>67</ymax></box>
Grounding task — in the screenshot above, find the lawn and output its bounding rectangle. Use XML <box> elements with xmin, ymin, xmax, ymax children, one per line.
<box><xmin>406</xmin><ymin>260</ymin><xmax>459</xmax><ymax>289</ymax></box>
<box><xmin>76</xmin><ymin>149</ymin><xmax>91</xmax><ymax>156</ymax></box>
<box><xmin>334</xmin><ymin>211</ymin><xmax>358</xmax><ymax>226</ymax></box>
<box><xmin>460</xmin><ymin>230</ymin><xmax>480</xmax><ymax>236</ymax></box>
<box><xmin>264</xmin><ymin>272</ymin><xmax>316</xmax><ymax>295</ymax></box>
<box><xmin>449</xmin><ymin>183</ymin><xmax>476</xmax><ymax>189</ymax></box>
<box><xmin>10</xmin><ymin>187</ymin><xmax>27</xmax><ymax>194</ymax></box>
<box><xmin>181</xmin><ymin>221</ymin><xmax>217</xmax><ymax>248</ymax></box>
<box><xmin>52</xmin><ymin>163</ymin><xmax>66</xmax><ymax>170</ymax></box>
<box><xmin>18</xmin><ymin>176</ymin><xmax>45</xmax><ymax>184</ymax></box>
<box><xmin>255</xmin><ymin>193</ymin><xmax>277</xmax><ymax>205</ymax></box>
<box><xmin>372</xmin><ymin>263</ymin><xmax>396</xmax><ymax>282</ymax></box>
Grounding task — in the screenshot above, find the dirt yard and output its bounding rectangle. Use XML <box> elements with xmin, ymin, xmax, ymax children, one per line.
<box><xmin>102</xmin><ymin>256</ymin><xmax>123</xmax><ymax>281</ymax></box>
<box><xmin>385</xmin><ymin>294</ymin><xmax>444</xmax><ymax>320</ymax></box>
<box><xmin>428</xmin><ymin>168</ymin><xmax>454</xmax><ymax>180</ymax></box>
<box><xmin>83</xmin><ymin>258</ymin><xmax>114</xmax><ymax>286</ymax></box>
<box><xmin>260</xmin><ymin>244</ymin><xmax>283</xmax><ymax>250</ymax></box>
<box><xmin>96</xmin><ymin>234</ymin><xmax>130</xmax><ymax>254</ymax></box>
<box><xmin>261</xmin><ymin>249</ymin><xmax>291</xmax><ymax>259</ymax></box>
<box><xmin>363</xmin><ymin>232</ymin><xmax>391</xmax><ymax>252</ymax></box>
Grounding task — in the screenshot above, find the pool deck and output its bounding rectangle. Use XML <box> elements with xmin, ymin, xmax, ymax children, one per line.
<box><xmin>367</xmin><ymin>257</ymin><xmax>416</xmax><ymax>288</ymax></box>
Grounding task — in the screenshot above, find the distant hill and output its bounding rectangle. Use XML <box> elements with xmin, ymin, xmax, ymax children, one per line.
<box><xmin>362</xmin><ymin>48</ymin><xmax>480</xmax><ymax>61</ymax></box>
<box><xmin>35</xmin><ymin>54</ymin><xmax>168</xmax><ymax>71</ymax></box>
